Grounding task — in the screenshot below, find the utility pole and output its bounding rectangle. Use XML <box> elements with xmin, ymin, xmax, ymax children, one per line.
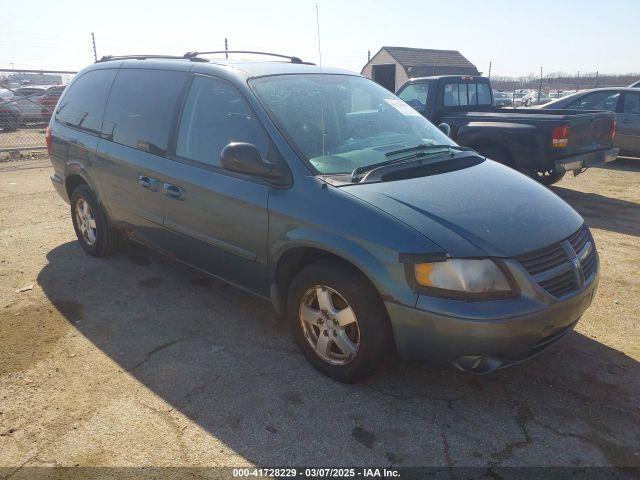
<box><xmin>594</xmin><ymin>70</ymin><xmax>599</xmax><ymax>87</ymax></box>
<box><xmin>91</xmin><ymin>32</ymin><xmax>97</xmax><ymax>62</ymax></box>
<box><xmin>367</xmin><ymin>50</ymin><xmax>370</xmax><ymax>62</ymax></box>
<box><xmin>538</xmin><ymin>66</ymin><xmax>543</xmax><ymax>105</ymax></box>
<box><xmin>488</xmin><ymin>61</ymin><xmax>492</xmax><ymax>80</ymax></box>
<box><xmin>577</xmin><ymin>71</ymin><xmax>580</xmax><ymax>90</ymax></box>
<box><xmin>225</xmin><ymin>38</ymin><xmax>228</xmax><ymax>59</ymax></box>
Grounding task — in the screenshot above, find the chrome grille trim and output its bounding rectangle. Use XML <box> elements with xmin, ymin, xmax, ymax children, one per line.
<box><xmin>515</xmin><ymin>224</ymin><xmax>597</xmax><ymax>298</ymax></box>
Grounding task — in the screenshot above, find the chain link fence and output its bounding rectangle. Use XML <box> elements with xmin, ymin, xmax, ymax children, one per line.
<box><xmin>0</xmin><ymin>69</ymin><xmax>77</xmax><ymax>154</ymax></box>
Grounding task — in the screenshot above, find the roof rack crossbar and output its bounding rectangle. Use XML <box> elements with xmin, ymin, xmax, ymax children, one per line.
<box><xmin>97</xmin><ymin>54</ymin><xmax>209</xmax><ymax>63</ymax></box>
<box><xmin>183</xmin><ymin>50</ymin><xmax>309</xmax><ymax>64</ymax></box>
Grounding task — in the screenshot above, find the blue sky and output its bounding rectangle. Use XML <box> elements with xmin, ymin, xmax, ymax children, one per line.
<box><xmin>1</xmin><ymin>0</ymin><xmax>637</xmax><ymax>76</ymax></box>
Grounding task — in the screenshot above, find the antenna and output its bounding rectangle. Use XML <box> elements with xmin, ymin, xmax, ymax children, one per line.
<box><xmin>316</xmin><ymin>4</ymin><xmax>327</xmax><ymax>184</ymax></box>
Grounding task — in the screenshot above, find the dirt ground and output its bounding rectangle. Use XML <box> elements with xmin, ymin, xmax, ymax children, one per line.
<box><xmin>0</xmin><ymin>156</ymin><xmax>638</xmax><ymax>474</ymax></box>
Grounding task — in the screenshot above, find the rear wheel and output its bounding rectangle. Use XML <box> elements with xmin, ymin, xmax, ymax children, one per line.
<box><xmin>287</xmin><ymin>260</ymin><xmax>392</xmax><ymax>383</ymax></box>
<box><xmin>473</xmin><ymin>144</ymin><xmax>515</xmax><ymax>169</ymax></box>
<box><xmin>531</xmin><ymin>168</ymin><xmax>566</xmax><ymax>186</ymax></box>
<box><xmin>70</xmin><ymin>184</ymin><xmax>120</xmax><ymax>257</ymax></box>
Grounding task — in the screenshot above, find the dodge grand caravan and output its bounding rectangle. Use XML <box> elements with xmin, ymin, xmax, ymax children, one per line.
<box><xmin>47</xmin><ymin>52</ymin><xmax>599</xmax><ymax>382</ymax></box>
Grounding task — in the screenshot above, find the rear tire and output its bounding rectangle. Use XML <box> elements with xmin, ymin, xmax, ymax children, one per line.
<box><xmin>287</xmin><ymin>260</ymin><xmax>392</xmax><ymax>383</ymax></box>
<box><xmin>70</xmin><ymin>184</ymin><xmax>120</xmax><ymax>257</ymax></box>
<box><xmin>531</xmin><ymin>169</ymin><xmax>566</xmax><ymax>186</ymax></box>
<box><xmin>473</xmin><ymin>144</ymin><xmax>515</xmax><ymax>169</ymax></box>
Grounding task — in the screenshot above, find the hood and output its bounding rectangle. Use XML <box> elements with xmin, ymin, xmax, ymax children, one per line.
<box><xmin>342</xmin><ymin>159</ymin><xmax>583</xmax><ymax>257</ymax></box>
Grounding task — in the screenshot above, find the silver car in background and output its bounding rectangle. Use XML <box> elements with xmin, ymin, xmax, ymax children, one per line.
<box><xmin>542</xmin><ymin>87</ymin><xmax>640</xmax><ymax>157</ymax></box>
<box><xmin>1</xmin><ymin>86</ymin><xmax>49</xmax><ymax>125</ymax></box>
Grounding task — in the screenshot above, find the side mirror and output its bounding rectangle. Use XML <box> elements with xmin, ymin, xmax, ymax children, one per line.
<box><xmin>439</xmin><ymin>123</ymin><xmax>451</xmax><ymax>137</ymax></box>
<box><xmin>220</xmin><ymin>142</ymin><xmax>284</xmax><ymax>179</ymax></box>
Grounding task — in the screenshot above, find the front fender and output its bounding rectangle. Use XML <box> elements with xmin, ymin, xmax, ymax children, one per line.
<box><xmin>270</xmin><ymin>227</ymin><xmax>407</xmax><ymax>302</ymax></box>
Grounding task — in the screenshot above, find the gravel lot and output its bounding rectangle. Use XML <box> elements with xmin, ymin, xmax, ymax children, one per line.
<box><xmin>0</xmin><ymin>157</ymin><xmax>639</xmax><ymax>473</ymax></box>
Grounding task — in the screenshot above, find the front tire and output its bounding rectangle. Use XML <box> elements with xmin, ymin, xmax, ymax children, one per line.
<box><xmin>70</xmin><ymin>184</ymin><xmax>119</xmax><ymax>257</ymax></box>
<box><xmin>287</xmin><ymin>260</ymin><xmax>392</xmax><ymax>383</ymax></box>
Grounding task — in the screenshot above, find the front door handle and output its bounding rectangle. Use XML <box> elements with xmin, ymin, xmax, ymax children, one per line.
<box><xmin>163</xmin><ymin>183</ymin><xmax>186</xmax><ymax>201</ymax></box>
<box><xmin>139</xmin><ymin>175</ymin><xmax>159</xmax><ymax>191</ymax></box>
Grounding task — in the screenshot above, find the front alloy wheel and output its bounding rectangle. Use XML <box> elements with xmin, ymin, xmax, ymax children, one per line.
<box><xmin>299</xmin><ymin>285</ymin><xmax>360</xmax><ymax>365</ymax></box>
<box><xmin>288</xmin><ymin>259</ymin><xmax>392</xmax><ymax>383</ymax></box>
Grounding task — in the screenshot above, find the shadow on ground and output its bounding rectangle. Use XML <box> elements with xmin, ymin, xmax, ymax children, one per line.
<box><xmin>552</xmin><ymin>186</ymin><xmax>640</xmax><ymax>237</ymax></box>
<box><xmin>600</xmin><ymin>157</ymin><xmax>640</xmax><ymax>173</ymax></box>
<box><xmin>36</xmin><ymin>241</ymin><xmax>640</xmax><ymax>468</ymax></box>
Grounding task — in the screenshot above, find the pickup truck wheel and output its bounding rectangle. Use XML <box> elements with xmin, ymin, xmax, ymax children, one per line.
<box><xmin>532</xmin><ymin>169</ymin><xmax>565</xmax><ymax>186</ymax></box>
<box><xmin>70</xmin><ymin>185</ymin><xmax>120</xmax><ymax>257</ymax></box>
<box><xmin>287</xmin><ymin>260</ymin><xmax>391</xmax><ymax>383</ymax></box>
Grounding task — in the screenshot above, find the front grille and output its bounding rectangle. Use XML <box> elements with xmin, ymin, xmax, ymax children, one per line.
<box><xmin>539</xmin><ymin>268</ymin><xmax>577</xmax><ymax>298</ymax></box>
<box><xmin>515</xmin><ymin>224</ymin><xmax>597</xmax><ymax>299</ymax></box>
<box><xmin>516</xmin><ymin>242</ymin><xmax>567</xmax><ymax>276</ymax></box>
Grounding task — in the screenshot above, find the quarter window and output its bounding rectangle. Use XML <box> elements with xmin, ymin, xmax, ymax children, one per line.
<box><xmin>56</xmin><ymin>69</ymin><xmax>117</xmax><ymax>135</ymax></box>
<box><xmin>176</xmin><ymin>76</ymin><xmax>268</xmax><ymax>168</ymax></box>
<box><xmin>101</xmin><ymin>69</ymin><xmax>187</xmax><ymax>156</ymax></box>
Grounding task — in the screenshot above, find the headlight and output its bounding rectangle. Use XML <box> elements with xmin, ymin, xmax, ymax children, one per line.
<box><xmin>409</xmin><ymin>258</ymin><xmax>518</xmax><ymax>300</ymax></box>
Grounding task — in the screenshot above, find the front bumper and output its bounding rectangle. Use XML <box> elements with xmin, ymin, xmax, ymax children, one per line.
<box><xmin>555</xmin><ymin>147</ymin><xmax>618</xmax><ymax>173</ymax></box>
<box><xmin>386</xmin><ymin>265</ymin><xmax>598</xmax><ymax>372</ymax></box>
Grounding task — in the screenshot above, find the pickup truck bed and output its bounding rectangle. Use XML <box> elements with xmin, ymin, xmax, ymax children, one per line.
<box><xmin>397</xmin><ymin>76</ymin><xmax>618</xmax><ymax>185</ymax></box>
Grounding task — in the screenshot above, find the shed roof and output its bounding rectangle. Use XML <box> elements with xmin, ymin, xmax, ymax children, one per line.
<box><xmin>382</xmin><ymin>46</ymin><xmax>477</xmax><ymax>70</ymax></box>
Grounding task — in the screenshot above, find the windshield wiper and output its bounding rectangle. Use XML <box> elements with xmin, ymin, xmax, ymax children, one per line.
<box><xmin>350</xmin><ymin>144</ymin><xmax>475</xmax><ymax>182</ymax></box>
<box><xmin>384</xmin><ymin>143</ymin><xmax>473</xmax><ymax>158</ymax></box>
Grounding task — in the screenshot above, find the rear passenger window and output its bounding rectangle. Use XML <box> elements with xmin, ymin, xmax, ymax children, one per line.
<box><xmin>101</xmin><ymin>69</ymin><xmax>186</xmax><ymax>156</ymax></box>
<box><xmin>56</xmin><ymin>69</ymin><xmax>116</xmax><ymax>134</ymax></box>
<box><xmin>176</xmin><ymin>76</ymin><xmax>268</xmax><ymax>168</ymax></box>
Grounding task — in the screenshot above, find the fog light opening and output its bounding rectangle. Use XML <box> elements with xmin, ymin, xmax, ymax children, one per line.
<box><xmin>453</xmin><ymin>355</ymin><xmax>503</xmax><ymax>374</ymax></box>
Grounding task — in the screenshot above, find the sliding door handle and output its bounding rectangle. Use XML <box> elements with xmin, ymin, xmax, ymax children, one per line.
<box><xmin>163</xmin><ymin>183</ymin><xmax>186</xmax><ymax>200</ymax></box>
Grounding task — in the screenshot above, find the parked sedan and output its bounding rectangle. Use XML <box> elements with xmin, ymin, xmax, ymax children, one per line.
<box><xmin>522</xmin><ymin>91</ymin><xmax>552</xmax><ymax>106</ymax></box>
<box><xmin>542</xmin><ymin>88</ymin><xmax>640</xmax><ymax>157</ymax></box>
<box><xmin>0</xmin><ymin>102</ymin><xmax>20</xmax><ymax>132</ymax></box>
<box><xmin>39</xmin><ymin>85</ymin><xmax>66</xmax><ymax>121</ymax></box>
<box><xmin>493</xmin><ymin>90</ymin><xmax>513</xmax><ymax>107</ymax></box>
<box><xmin>4</xmin><ymin>86</ymin><xmax>49</xmax><ymax>124</ymax></box>
<box><xmin>630</xmin><ymin>80</ymin><xmax>640</xmax><ymax>88</ymax></box>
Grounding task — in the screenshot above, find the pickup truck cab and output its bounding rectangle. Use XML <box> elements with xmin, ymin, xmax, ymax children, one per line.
<box><xmin>397</xmin><ymin>76</ymin><xmax>618</xmax><ymax>185</ymax></box>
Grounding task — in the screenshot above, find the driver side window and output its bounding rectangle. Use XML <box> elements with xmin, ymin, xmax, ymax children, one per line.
<box><xmin>176</xmin><ymin>75</ymin><xmax>268</xmax><ymax>168</ymax></box>
<box><xmin>398</xmin><ymin>83</ymin><xmax>429</xmax><ymax>112</ymax></box>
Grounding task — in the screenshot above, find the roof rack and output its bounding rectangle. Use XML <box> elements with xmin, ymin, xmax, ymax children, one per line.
<box><xmin>183</xmin><ymin>50</ymin><xmax>312</xmax><ymax>64</ymax></box>
<box><xmin>97</xmin><ymin>54</ymin><xmax>209</xmax><ymax>63</ymax></box>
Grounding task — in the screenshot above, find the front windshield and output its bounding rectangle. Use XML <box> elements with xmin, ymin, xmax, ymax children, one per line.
<box><xmin>250</xmin><ymin>74</ymin><xmax>455</xmax><ymax>175</ymax></box>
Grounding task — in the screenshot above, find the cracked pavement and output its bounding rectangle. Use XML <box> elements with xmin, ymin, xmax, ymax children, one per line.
<box><xmin>0</xmin><ymin>157</ymin><xmax>639</xmax><ymax>471</ymax></box>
